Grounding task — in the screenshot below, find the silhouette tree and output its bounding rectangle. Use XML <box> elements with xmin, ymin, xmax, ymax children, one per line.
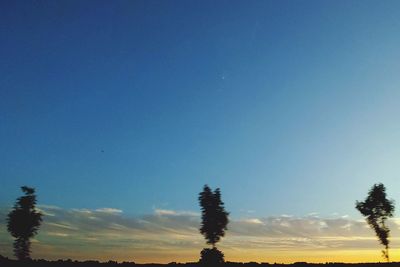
<box><xmin>198</xmin><ymin>185</ymin><xmax>229</xmax><ymax>264</ymax></box>
<box><xmin>356</xmin><ymin>183</ymin><xmax>394</xmax><ymax>262</ymax></box>
<box><xmin>199</xmin><ymin>247</ymin><xmax>225</xmax><ymax>265</ymax></box>
<box><xmin>7</xmin><ymin>186</ymin><xmax>43</xmax><ymax>260</ymax></box>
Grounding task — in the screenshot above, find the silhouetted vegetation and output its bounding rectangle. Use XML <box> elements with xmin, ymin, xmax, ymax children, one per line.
<box><xmin>198</xmin><ymin>185</ymin><xmax>229</xmax><ymax>264</ymax></box>
<box><xmin>3</xmin><ymin>184</ymin><xmax>400</xmax><ymax>266</ymax></box>
<box><xmin>356</xmin><ymin>183</ymin><xmax>395</xmax><ymax>262</ymax></box>
<box><xmin>7</xmin><ymin>186</ymin><xmax>43</xmax><ymax>260</ymax></box>
<box><xmin>199</xmin><ymin>247</ymin><xmax>225</xmax><ymax>265</ymax></box>
<box><xmin>1</xmin><ymin>256</ymin><xmax>400</xmax><ymax>267</ymax></box>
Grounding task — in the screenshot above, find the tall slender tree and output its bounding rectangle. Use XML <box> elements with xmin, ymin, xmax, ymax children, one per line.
<box><xmin>198</xmin><ymin>185</ymin><xmax>229</xmax><ymax>264</ymax></box>
<box><xmin>356</xmin><ymin>183</ymin><xmax>394</xmax><ymax>262</ymax></box>
<box><xmin>7</xmin><ymin>186</ymin><xmax>42</xmax><ymax>260</ymax></box>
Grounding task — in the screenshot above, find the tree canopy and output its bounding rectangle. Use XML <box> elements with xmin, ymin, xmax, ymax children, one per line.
<box><xmin>198</xmin><ymin>185</ymin><xmax>229</xmax><ymax>247</ymax></box>
<box><xmin>7</xmin><ymin>186</ymin><xmax>43</xmax><ymax>260</ymax></box>
<box><xmin>356</xmin><ymin>183</ymin><xmax>394</xmax><ymax>262</ymax></box>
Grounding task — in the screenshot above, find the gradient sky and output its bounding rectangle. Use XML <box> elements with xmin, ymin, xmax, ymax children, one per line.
<box><xmin>1</xmin><ymin>0</ymin><xmax>400</xmax><ymax>263</ymax></box>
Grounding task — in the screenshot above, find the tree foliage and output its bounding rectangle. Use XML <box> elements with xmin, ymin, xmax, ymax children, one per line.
<box><xmin>199</xmin><ymin>247</ymin><xmax>225</xmax><ymax>266</ymax></box>
<box><xmin>356</xmin><ymin>183</ymin><xmax>394</xmax><ymax>262</ymax></box>
<box><xmin>198</xmin><ymin>185</ymin><xmax>229</xmax><ymax>247</ymax></box>
<box><xmin>7</xmin><ymin>186</ymin><xmax>43</xmax><ymax>260</ymax></box>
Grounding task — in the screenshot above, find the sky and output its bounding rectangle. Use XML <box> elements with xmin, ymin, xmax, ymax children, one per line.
<box><xmin>1</xmin><ymin>0</ymin><xmax>400</xmax><ymax>263</ymax></box>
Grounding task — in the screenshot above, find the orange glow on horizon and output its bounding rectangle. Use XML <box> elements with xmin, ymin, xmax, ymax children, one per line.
<box><xmin>223</xmin><ymin>248</ymin><xmax>400</xmax><ymax>264</ymax></box>
<box><xmin>30</xmin><ymin>247</ymin><xmax>400</xmax><ymax>264</ymax></box>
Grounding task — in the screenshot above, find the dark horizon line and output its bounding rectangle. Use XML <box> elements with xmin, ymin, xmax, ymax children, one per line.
<box><xmin>1</xmin><ymin>255</ymin><xmax>400</xmax><ymax>266</ymax></box>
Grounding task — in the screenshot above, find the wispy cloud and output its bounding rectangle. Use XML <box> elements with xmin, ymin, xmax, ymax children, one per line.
<box><xmin>1</xmin><ymin>205</ymin><xmax>400</xmax><ymax>263</ymax></box>
<box><xmin>241</xmin><ymin>218</ymin><xmax>264</xmax><ymax>225</ymax></box>
<box><xmin>154</xmin><ymin>208</ymin><xmax>199</xmax><ymax>217</ymax></box>
<box><xmin>95</xmin><ymin>208</ymin><xmax>123</xmax><ymax>214</ymax></box>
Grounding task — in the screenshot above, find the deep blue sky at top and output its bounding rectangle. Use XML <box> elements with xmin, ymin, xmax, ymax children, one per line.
<box><xmin>1</xmin><ymin>0</ymin><xmax>400</xmax><ymax>218</ymax></box>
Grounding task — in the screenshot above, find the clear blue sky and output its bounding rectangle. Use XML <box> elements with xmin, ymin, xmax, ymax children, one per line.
<box><xmin>1</xmin><ymin>0</ymin><xmax>400</xmax><ymax>218</ymax></box>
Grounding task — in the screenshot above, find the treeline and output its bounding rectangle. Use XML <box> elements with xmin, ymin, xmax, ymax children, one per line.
<box><xmin>1</xmin><ymin>255</ymin><xmax>400</xmax><ymax>267</ymax></box>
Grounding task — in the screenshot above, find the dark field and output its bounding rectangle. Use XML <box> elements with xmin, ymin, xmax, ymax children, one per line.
<box><xmin>0</xmin><ymin>256</ymin><xmax>399</xmax><ymax>267</ymax></box>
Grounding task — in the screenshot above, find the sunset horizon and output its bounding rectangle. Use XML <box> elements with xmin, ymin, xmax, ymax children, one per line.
<box><xmin>1</xmin><ymin>194</ymin><xmax>400</xmax><ymax>264</ymax></box>
<box><xmin>1</xmin><ymin>0</ymin><xmax>400</xmax><ymax>265</ymax></box>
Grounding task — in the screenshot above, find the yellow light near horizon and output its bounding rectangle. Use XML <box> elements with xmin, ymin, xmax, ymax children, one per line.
<box><xmin>223</xmin><ymin>248</ymin><xmax>400</xmax><ymax>264</ymax></box>
<box><xmin>29</xmin><ymin>236</ymin><xmax>400</xmax><ymax>264</ymax></box>
<box><xmin>46</xmin><ymin>248</ymin><xmax>399</xmax><ymax>264</ymax></box>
